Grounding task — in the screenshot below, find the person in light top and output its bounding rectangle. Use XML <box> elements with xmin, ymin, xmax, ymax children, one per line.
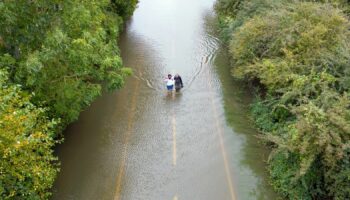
<box><xmin>164</xmin><ymin>74</ymin><xmax>174</xmax><ymax>91</ymax></box>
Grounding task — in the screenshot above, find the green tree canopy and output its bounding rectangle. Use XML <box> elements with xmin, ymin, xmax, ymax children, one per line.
<box><xmin>0</xmin><ymin>68</ymin><xmax>58</xmax><ymax>199</ymax></box>
<box><xmin>0</xmin><ymin>0</ymin><xmax>137</xmax><ymax>198</ymax></box>
<box><xmin>0</xmin><ymin>0</ymin><xmax>133</xmax><ymax>127</ymax></box>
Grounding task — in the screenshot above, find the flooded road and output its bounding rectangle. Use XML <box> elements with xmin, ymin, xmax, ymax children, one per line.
<box><xmin>52</xmin><ymin>0</ymin><xmax>278</xmax><ymax>199</ymax></box>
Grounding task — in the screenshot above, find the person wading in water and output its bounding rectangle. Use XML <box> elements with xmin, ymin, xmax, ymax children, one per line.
<box><xmin>174</xmin><ymin>74</ymin><xmax>183</xmax><ymax>92</ymax></box>
<box><xmin>164</xmin><ymin>74</ymin><xmax>175</xmax><ymax>92</ymax></box>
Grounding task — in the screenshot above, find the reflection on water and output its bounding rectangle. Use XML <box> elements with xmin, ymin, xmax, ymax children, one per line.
<box><xmin>214</xmin><ymin>47</ymin><xmax>279</xmax><ymax>199</ymax></box>
<box><xmin>202</xmin><ymin>11</ymin><xmax>279</xmax><ymax>199</ymax></box>
<box><xmin>52</xmin><ymin>0</ymin><xmax>278</xmax><ymax>199</ymax></box>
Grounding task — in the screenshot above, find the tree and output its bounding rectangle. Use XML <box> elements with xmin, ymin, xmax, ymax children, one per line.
<box><xmin>0</xmin><ymin>68</ymin><xmax>58</xmax><ymax>199</ymax></box>
<box><xmin>0</xmin><ymin>0</ymin><xmax>133</xmax><ymax>127</ymax></box>
<box><xmin>0</xmin><ymin>0</ymin><xmax>137</xmax><ymax>198</ymax></box>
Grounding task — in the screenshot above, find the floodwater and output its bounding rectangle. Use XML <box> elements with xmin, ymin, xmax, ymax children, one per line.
<box><xmin>52</xmin><ymin>0</ymin><xmax>278</xmax><ymax>199</ymax></box>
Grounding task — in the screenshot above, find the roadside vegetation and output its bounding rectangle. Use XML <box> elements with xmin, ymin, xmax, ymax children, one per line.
<box><xmin>0</xmin><ymin>0</ymin><xmax>137</xmax><ymax>199</ymax></box>
<box><xmin>215</xmin><ymin>0</ymin><xmax>350</xmax><ymax>199</ymax></box>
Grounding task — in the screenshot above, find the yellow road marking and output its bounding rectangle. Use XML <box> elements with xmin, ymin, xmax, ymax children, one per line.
<box><xmin>172</xmin><ymin>115</ymin><xmax>177</xmax><ymax>166</ymax></box>
<box><xmin>206</xmin><ymin>68</ymin><xmax>237</xmax><ymax>200</ymax></box>
<box><xmin>114</xmin><ymin>81</ymin><xmax>140</xmax><ymax>200</ymax></box>
<box><xmin>211</xmin><ymin>102</ymin><xmax>236</xmax><ymax>200</ymax></box>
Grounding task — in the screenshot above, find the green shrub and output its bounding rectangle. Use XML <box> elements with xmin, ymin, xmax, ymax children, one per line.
<box><xmin>111</xmin><ymin>0</ymin><xmax>139</xmax><ymax>19</ymax></box>
<box><xmin>215</xmin><ymin>0</ymin><xmax>288</xmax><ymax>41</ymax></box>
<box><xmin>216</xmin><ymin>0</ymin><xmax>350</xmax><ymax>199</ymax></box>
<box><xmin>326</xmin><ymin>148</ymin><xmax>350</xmax><ymax>199</ymax></box>
<box><xmin>269</xmin><ymin>151</ymin><xmax>326</xmax><ymax>199</ymax></box>
<box><xmin>251</xmin><ymin>100</ymin><xmax>275</xmax><ymax>132</ymax></box>
<box><xmin>0</xmin><ymin>69</ymin><xmax>58</xmax><ymax>199</ymax></box>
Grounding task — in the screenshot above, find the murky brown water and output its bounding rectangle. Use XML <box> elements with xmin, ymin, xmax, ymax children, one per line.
<box><xmin>51</xmin><ymin>0</ymin><xmax>278</xmax><ymax>199</ymax></box>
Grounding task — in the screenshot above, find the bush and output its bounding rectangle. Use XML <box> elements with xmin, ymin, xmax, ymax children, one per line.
<box><xmin>269</xmin><ymin>151</ymin><xmax>326</xmax><ymax>200</ymax></box>
<box><xmin>216</xmin><ymin>0</ymin><xmax>350</xmax><ymax>199</ymax></box>
<box><xmin>215</xmin><ymin>0</ymin><xmax>287</xmax><ymax>41</ymax></box>
<box><xmin>0</xmin><ymin>69</ymin><xmax>58</xmax><ymax>199</ymax></box>
<box><xmin>111</xmin><ymin>0</ymin><xmax>139</xmax><ymax>19</ymax></box>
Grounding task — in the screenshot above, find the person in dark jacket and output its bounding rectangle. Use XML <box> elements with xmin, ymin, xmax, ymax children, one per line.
<box><xmin>174</xmin><ymin>74</ymin><xmax>183</xmax><ymax>92</ymax></box>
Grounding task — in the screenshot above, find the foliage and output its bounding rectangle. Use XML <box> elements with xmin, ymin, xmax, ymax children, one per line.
<box><xmin>215</xmin><ymin>0</ymin><xmax>243</xmax><ymax>18</ymax></box>
<box><xmin>215</xmin><ymin>0</ymin><xmax>288</xmax><ymax>41</ymax></box>
<box><xmin>327</xmin><ymin>148</ymin><xmax>350</xmax><ymax>199</ymax></box>
<box><xmin>111</xmin><ymin>0</ymin><xmax>139</xmax><ymax>19</ymax></box>
<box><xmin>0</xmin><ymin>0</ymin><xmax>134</xmax><ymax>126</ymax></box>
<box><xmin>216</xmin><ymin>0</ymin><xmax>350</xmax><ymax>199</ymax></box>
<box><xmin>0</xmin><ymin>0</ymin><xmax>137</xmax><ymax>199</ymax></box>
<box><xmin>269</xmin><ymin>151</ymin><xmax>326</xmax><ymax>200</ymax></box>
<box><xmin>0</xmin><ymin>68</ymin><xmax>58</xmax><ymax>199</ymax></box>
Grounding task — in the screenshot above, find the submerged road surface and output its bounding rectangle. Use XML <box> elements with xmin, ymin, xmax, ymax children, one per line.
<box><xmin>52</xmin><ymin>0</ymin><xmax>278</xmax><ymax>199</ymax></box>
